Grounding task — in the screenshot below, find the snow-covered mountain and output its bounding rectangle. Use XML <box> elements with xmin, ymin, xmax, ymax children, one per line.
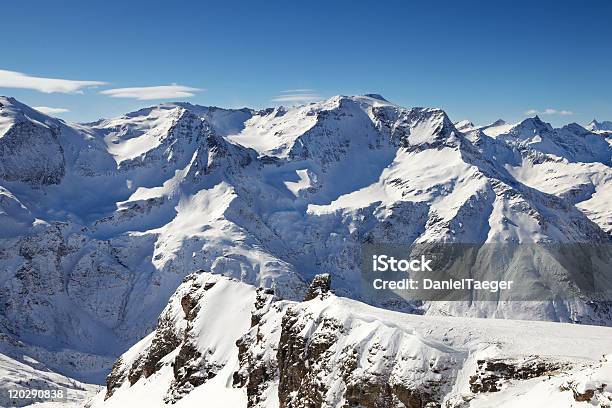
<box><xmin>587</xmin><ymin>119</ymin><xmax>612</xmax><ymax>133</ymax></box>
<box><xmin>87</xmin><ymin>272</ymin><xmax>612</xmax><ymax>407</ymax></box>
<box><xmin>0</xmin><ymin>94</ymin><xmax>611</xmax><ymax>390</ymax></box>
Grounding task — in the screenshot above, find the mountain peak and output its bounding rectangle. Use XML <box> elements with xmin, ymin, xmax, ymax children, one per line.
<box><xmin>0</xmin><ymin>95</ymin><xmax>17</xmax><ymax>105</ymax></box>
<box><xmin>0</xmin><ymin>96</ymin><xmax>66</xmax><ymax>185</ymax></box>
<box><xmin>562</xmin><ymin>122</ymin><xmax>588</xmax><ymax>133</ymax></box>
<box><xmin>515</xmin><ymin>115</ymin><xmax>552</xmax><ymax>132</ymax></box>
<box><xmin>0</xmin><ymin>96</ymin><xmax>34</xmax><ymax>115</ymax></box>
<box><xmin>363</xmin><ymin>93</ymin><xmax>388</xmax><ymax>101</ymax></box>
<box><xmin>587</xmin><ymin>119</ymin><xmax>612</xmax><ymax>132</ymax></box>
<box><xmin>0</xmin><ymin>96</ymin><xmax>61</xmax><ymax>139</ymax></box>
<box><xmin>454</xmin><ymin>119</ymin><xmax>475</xmax><ymax>131</ymax></box>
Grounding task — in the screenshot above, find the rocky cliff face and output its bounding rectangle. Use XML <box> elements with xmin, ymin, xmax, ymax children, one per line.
<box><xmin>0</xmin><ymin>95</ymin><xmax>610</xmax><ymax>384</ymax></box>
<box><xmin>88</xmin><ymin>273</ymin><xmax>612</xmax><ymax>408</ymax></box>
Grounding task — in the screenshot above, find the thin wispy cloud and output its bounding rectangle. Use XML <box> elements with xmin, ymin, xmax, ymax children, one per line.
<box><xmin>33</xmin><ymin>106</ymin><xmax>70</xmax><ymax>115</ymax></box>
<box><xmin>525</xmin><ymin>108</ymin><xmax>573</xmax><ymax>116</ymax></box>
<box><xmin>272</xmin><ymin>89</ymin><xmax>322</xmax><ymax>105</ymax></box>
<box><xmin>100</xmin><ymin>84</ymin><xmax>202</xmax><ymax>100</ymax></box>
<box><xmin>0</xmin><ymin>69</ymin><xmax>106</xmax><ymax>93</ymax></box>
<box><xmin>280</xmin><ymin>89</ymin><xmax>315</xmax><ymax>93</ymax></box>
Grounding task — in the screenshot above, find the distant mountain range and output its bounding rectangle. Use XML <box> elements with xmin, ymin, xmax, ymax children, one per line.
<box><xmin>0</xmin><ymin>95</ymin><xmax>611</xmax><ymax>405</ymax></box>
<box><xmin>587</xmin><ymin>119</ymin><xmax>612</xmax><ymax>132</ymax></box>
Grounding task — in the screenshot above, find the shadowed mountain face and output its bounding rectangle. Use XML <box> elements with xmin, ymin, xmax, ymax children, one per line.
<box><xmin>0</xmin><ymin>95</ymin><xmax>610</xmax><ymax>383</ymax></box>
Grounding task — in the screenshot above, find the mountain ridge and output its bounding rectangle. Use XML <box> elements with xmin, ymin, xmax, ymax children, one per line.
<box><xmin>0</xmin><ymin>94</ymin><xmax>610</xmax><ymax>385</ymax></box>
<box><xmin>587</xmin><ymin>118</ymin><xmax>612</xmax><ymax>132</ymax></box>
<box><xmin>87</xmin><ymin>272</ymin><xmax>612</xmax><ymax>407</ymax></box>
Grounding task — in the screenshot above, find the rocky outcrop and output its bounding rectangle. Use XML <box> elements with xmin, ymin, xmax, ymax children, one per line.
<box><xmin>233</xmin><ymin>276</ymin><xmax>458</xmax><ymax>408</ymax></box>
<box><xmin>165</xmin><ymin>276</ymin><xmax>221</xmax><ymax>402</ymax></box>
<box><xmin>104</xmin><ymin>358</ymin><xmax>126</xmax><ymax>399</ymax></box>
<box><xmin>276</xmin><ymin>311</ymin><xmax>340</xmax><ymax>407</ymax></box>
<box><xmin>304</xmin><ymin>273</ymin><xmax>331</xmax><ymax>301</ymax></box>
<box><xmin>93</xmin><ymin>273</ymin><xmax>612</xmax><ymax>408</ymax></box>
<box><xmin>100</xmin><ymin>273</ymin><xmax>257</xmax><ymax>403</ymax></box>
<box><xmin>104</xmin><ymin>295</ymin><xmax>183</xmax><ymax>398</ymax></box>
<box><xmin>469</xmin><ymin>357</ymin><xmax>565</xmax><ymax>393</ymax></box>
<box><xmin>233</xmin><ymin>287</ymin><xmax>279</xmax><ymax>407</ymax></box>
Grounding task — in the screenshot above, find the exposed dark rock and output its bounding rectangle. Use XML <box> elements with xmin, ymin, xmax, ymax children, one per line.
<box><xmin>469</xmin><ymin>357</ymin><xmax>564</xmax><ymax>393</ymax></box>
<box><xmin>125</xmin><ymin>304</ymin><xmax>183</xmax><ymax>385</ymax></box>
<box><xmin>203</xmin><ymin>281</ymin><xmax>217</xmax><ymax>291</ymax></box>
<box><xmin>341</xmin><ymin>348</ymin><xmax>440</xmax><ymax>408</ymax></box>
<box><xmin>304</xmin><ymin>273</ymin><xmax>331</xmax><ymax>301</ymax></box>
<box><xmin>180</xmin><ymin>289</ymin><xmax>202</xmax><ymax>321</ymax></box>
<box><xmin>129</xmin><ymin>324</ymin><xmax>181</xmax><ymax>383</ymax></box>
<box><xmin>104</xmin><ymin>358</ymin><xmax>126</xmax><ymax>400</ymax></box>
<box><xmin>233</xmin><ymin>288</ymin><xmax>278</xmax><ymax>407</ymax></box>
<box><xmin>165</xmin><ymin>277</ymin><xmax>225</xmax><ymax>403</ymax></box>
<box><xmin>234</xmin><ymin>330</ymin><xmax>278</xmax><ymax>407</ymax></box>
<box><xmin>561</xmin><ymin>380</ymin><xmax>608</xmax><ymax>403</ymax></box>
<box><xmin>277</xmin><ymin>308</ymin><xmax>341</xmax><ymax>407</ymax></box>
<box><xmin>165</xmin><ymin>331</ymin><xmax>223</xmax><ymax>403</ymax></box>
<box><xmin>343</xmin><ymin>380</ymin><xmax>437</xmax><ymax>408</ymax></box>
<box><xmin>252</xmin><ymin>287</ymin><xmax>275</xmax><ymax>327</ymax></box>
<box><xmin>572</xmin><ymin>387</ymin><xmax>596</xmax><ymax>402</ymax></box>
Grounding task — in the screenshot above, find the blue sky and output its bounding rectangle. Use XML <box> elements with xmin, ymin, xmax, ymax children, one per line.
<box><xmin>1</xmin><ymin>0</ymin><xmax>611</xmax><ymax>127</ymax></box>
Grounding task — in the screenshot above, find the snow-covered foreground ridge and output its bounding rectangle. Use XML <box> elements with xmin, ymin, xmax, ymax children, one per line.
<box><xmin>0</xmin><ymin>352</ymin><xmax>99</xmax><ymax>407</ymax></box>
<box><xmin>88</xmin><ymin>272</ymin><xmax>612</xmax><ymax>408</ymax></box>
<box><xmin>0</xmin><ymin>94</ymin><xmax>611</xmax><ymax>385</ymax></box>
